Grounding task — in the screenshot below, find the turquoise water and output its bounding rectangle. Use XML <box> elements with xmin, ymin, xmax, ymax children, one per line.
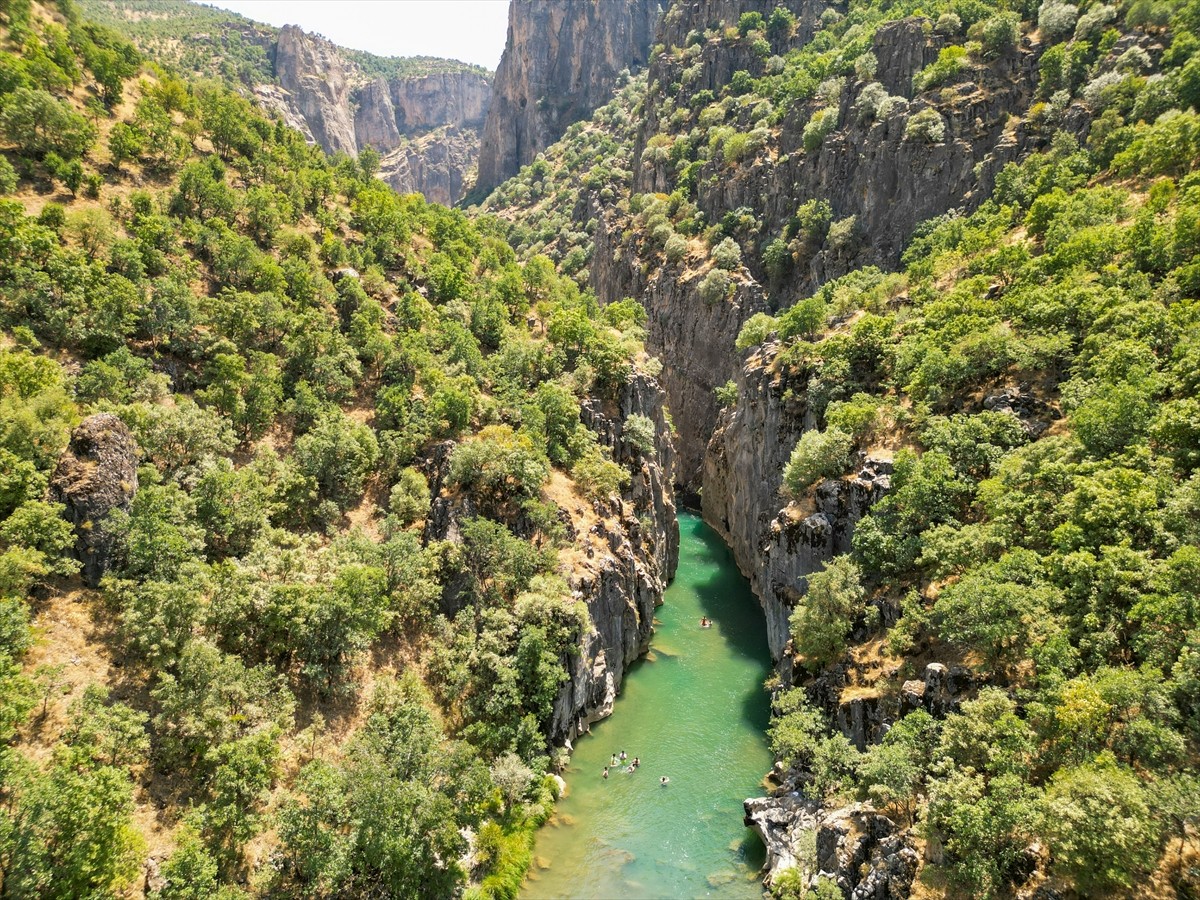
<box><xmin>522</xmin><ymin>513</ymin><xmax>773</xmax><ymax>900</ymax></box>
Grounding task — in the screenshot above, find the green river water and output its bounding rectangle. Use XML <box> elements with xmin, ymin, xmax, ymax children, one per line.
<box><xmin>521</xmin><ymin>513</ymin><xmax>773</xmax><ymax>900</ymax></box>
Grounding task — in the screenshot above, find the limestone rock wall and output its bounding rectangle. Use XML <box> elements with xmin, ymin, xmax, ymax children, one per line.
<box><xmin>268</xmin><ymin>25</ymin><xmax>491</xmax><ymax>204</ymax></box>
<box><xmin>475</xmin><ymin>0</ymin><xmax>663</xmax><ymax>194</ymax></box>
<box><xmin>702</xmin><ymin>342</ymin><xmax>888</xmax><ymax>660</ymax></box>
<box><xmin>551</xmin><ymin>370</ymin><xmax>680</xmax><ymax>745</ymax></box>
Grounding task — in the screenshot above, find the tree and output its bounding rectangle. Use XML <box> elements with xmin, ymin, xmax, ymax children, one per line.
<box><xmin>387</xmin><ymin>468</ymin><xmax>430</xmax><ymax>528</ymax></box>
<box><xmin>152</xmin><ymin>824</ymin><xmax>220</xmax><ymax>900</ymax></box>
<box><xmin>0</xmin><ymin>499</ymin><xmax>78</xmax><ymax>578</ymax></box>
<box><xmin>3</xmin><ymin>752</ymin><xmax>145</xmax><ymax>899</ymax></box>
<box><xmin>107</xmin><ymin>121</ymin><xmax>144</xmax><ymax>170</ymax></box>
<box><xmin>0</xmin><ymin>88</ymin><xmax>96</xmax><ymax>159</ymax></box>
<box><xmin>293</xmin><ymin>412</ymin><xmax>380</xmax><ymax>511</ymax></box>
<box><xmin>783</xmin><ymin>427</ymin><xmax>853</xmax><ymax>496</ymax></box>
<box><xmin>789</xmin><ymin>556</ymin><xmax>865</xmax><ymax>670</ymax></box>
<box><xmin>1044</xmin><ymin>756</ymin><xmax>1159</xmax><ymax>894</ymax></box>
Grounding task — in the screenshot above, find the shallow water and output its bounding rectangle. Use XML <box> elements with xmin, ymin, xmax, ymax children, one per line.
<box><xmin>522</xmin><ymin>513</ymin><xmax>773</xmax><ymax>900</ymax></box>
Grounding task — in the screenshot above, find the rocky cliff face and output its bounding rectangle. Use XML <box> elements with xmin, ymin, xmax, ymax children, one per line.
<box><xmin>273</xmin><ymin>25</ymin><xmax>359</xmax><ymax>157</ymax></box>
<box><xmin>378</xmin><ymin>126</ymin><xmax>481</xmax><ymax>207</ymax></box>
<box><xmin>475</xmin><ymin>0</ymin><xmax>663</xmax><ymax>194</ymax></box>
<box><xmin>745</xmin><ymin>796</ymin><xmax>919</xmax><ymax>897</ymax></box>
<box><xmin>50</xmin><ymin>414</ymin><xmax>140</xmax><ymax>588</ymax></box>
<box><xmin>550</xmin><ymin>370</ymin><xmax>680</xmax><ymax>745</ymax></box>
<box><xmin>267</xmin><ymin>25</ymin><xmax>491</xmax><ymax>204</ymax></box>
<box><xmin>591</xmin><ymin>222</ymin><xmax>768</xmax><ymax>493</ymax></box>
<box><xmin>579</xmin><ymin>14</ymin><xmax>1049</xmax><ymax>498</ymax></box>
<box><xmin>421</xmin><ymin>370</ymin><xmax>678</xmax><ymax>749</ymax></box>
<box><xmin>702</xmin><ymin>342</ymin><xmax>889</xmax><ymax>660</ymax></box>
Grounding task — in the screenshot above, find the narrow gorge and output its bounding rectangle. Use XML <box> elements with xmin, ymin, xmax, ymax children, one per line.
<box><xmin>2</xmin><ymin>0</ymin><xmax>1197</xmax><ymax>897</ymax></box>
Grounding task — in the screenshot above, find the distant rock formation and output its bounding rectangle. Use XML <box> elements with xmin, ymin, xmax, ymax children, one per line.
<box><xmin>50</xmin><ymin>414</ymin><xmax>139</xmax><ymax>588</ymax></box>
<box><xmin>475</xmin><ymin>0</ymin><xmax>663</xmax><ymax>194</ymax></box>
<box><xmin>265</xmin><ymin>24</ymin><xmax>492</xmax><ymax>204</ymax></box>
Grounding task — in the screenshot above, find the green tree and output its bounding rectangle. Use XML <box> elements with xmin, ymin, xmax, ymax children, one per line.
<box><xmin>1044</xmin><ymin>756</ymin><xmax>1159</xmax><ymax>894</ymax></box>
<box><xmin>0</xmin><ymin>88</ymin><xmax>96</xmax><ymax>158</ymax></box>
<box><xmin>789</xmin><ymin>556</ymin><xmax>865</xmax><ymax>670</ymax></box>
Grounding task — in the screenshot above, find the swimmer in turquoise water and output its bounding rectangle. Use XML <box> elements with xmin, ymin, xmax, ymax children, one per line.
<box><xmin>603</xmin><ymin>767</ymin><xmax>609</xmax><ymax>780</ymax></box>
<box><xmin>660</xmin><ymin>776</ymin><xmax>670</xmax><ymax>785</ymax></box>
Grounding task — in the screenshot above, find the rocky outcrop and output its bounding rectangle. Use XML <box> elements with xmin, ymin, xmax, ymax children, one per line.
<box><xmin>702</xmin><ymin>343</ymin><xmax>889</xmax><ymax>660</ymax></box>
<box><xmin>550</xmin><ymin>370</ymin><xmax>680</xmax><ymax>745</ymax></box>
<box><xmin>591</xmin><ymin>226</ymin><xmax>769</xmax><ymax>492</ymax></box>
<box><xmin>421</xmin><ymin>371</ymin><xmax>677</xmax><ymax>749</ymax></box>
<box><xmin>274</xmin><ymin>24</ymin><xmax>358</xmax><ymax>157</ymax></box>
<box><xmin>267</xmin><ymin>25</ymin><xmax>491</xmax><ymax>204</ymax></box>
<box><xmin>476</xmin><ymin>0</ymin><xmax>663</xmax><ymax>193</ymax></box>
<box><xmin>745</xmin><ymin>796</ymin><xmax>918</xmax><ymax>898</ymax></box>
<box><xmin>378</xmin><ymin>126</ymin><xmax>481</xmax><ymax>207</ymax></box>
<box><xmin>49</xmin><ymin>414</ymin><xmax>139</xmax><ymax>588</ymax></box>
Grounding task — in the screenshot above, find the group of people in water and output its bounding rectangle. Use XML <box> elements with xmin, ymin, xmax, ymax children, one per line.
<box><xmin>594</xmin><ymin>618</ymin><xmax>717</xmax><ymax>786</ymax></box>
<box><xmin>602</xmin><ymin>751</ymin><xmax>668</xmax><ymax>784</ymax></box>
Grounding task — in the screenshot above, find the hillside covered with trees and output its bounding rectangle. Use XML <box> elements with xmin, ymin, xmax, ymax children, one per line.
<box><xmin>0</xmin><ymin>1</ymin><xmax>672</xmax><ymax>897</ymax></box>
<box><xmin>479</xmin><ymin>0</ymin><xmax>1200</xmax><ymax>896</ymax></box>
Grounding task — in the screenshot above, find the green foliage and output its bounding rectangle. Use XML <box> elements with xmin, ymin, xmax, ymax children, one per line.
<box><xmin>789</xmin><ymin>556</ymin><xmax>866</xmax><ymax>670</ymax></box>
<box><xmin>1044</xmin><ymin>756</ymin><xmax>1160</xmax><ymax>893</ymax></box>
<box><xmin>0</xmin><ymin>87</ymin><xmax>95</xmax><ymax>158</ymax></box>
<box><xmin>783</xmin><ymin>427</ymin><xmax>853</xmax><ymax>496</ymax></box>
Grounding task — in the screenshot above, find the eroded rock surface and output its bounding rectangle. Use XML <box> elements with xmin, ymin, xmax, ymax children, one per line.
<box><xmin>268</xmin><ymin>24</ymin><xmax>491</xmax><ymax>203</ymax></box>
<box><xmin>746</xmin><ymin>797</ymin><xmax>919</xmax><ymax>898</ymax></box>
<box><xmin>50</xmin><ymin>414</ymin><xmax>139</xmax><ymax>588</ymax></box>
<box><xmin>476</xmin><ymin>0</ymin><xmax>662</xmax><ymax>193</ymax></box>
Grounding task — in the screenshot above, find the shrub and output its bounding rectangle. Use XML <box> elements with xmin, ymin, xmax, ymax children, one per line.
<box><xmin>913</xmin><ymin>46</ymin><xmax>968</xmax><ymax>91</ymax></box>
<box><xmin>711</xmin><ymin>236</ymin><xmax>743</xmax><ymax>270</ymax></box>
<box><xmin>905</xmin><ymin>107</ymin><xmax>947</xmax><ymax>143</ymax></box>
<box><xmin>790</xmin><ymin>556</ymin><xmax>866</xmax><ymax>669</ymax></box>
<box><xmin>664</xmin><ymin>232</ymin><xmax>688</xmax><ymax>263</ymax></box>
<box><xmin>783</xmin><ymin>427</ymin><xmax>854</xmax><ymax>496</ymax></box>
<box><xmin>1038</xmin><ymin>1</ymin><xmax>1078</xmax><ymax>42</ymax></box>
<box><xmin>856</xmin><ymin>83</ymin><xmax>903</xmax><ymax>122</ymax></box>
<box><xmin>736</xmin><ymin>312</ymin><xmax>778</xmax><ymax>351</ymax></box>
<box><xmin>698</xmin><ymin>269</ymin><xmax>731</xmax><ymax>303</ymax></box>
<box><xmin>738</xmin><ymin>11</ymin><xmax>765</xmax><ymax>36</ymax></box>
<box><xmin>803</xmin><ymin>107</ymin><xmax>838</xmax><ymax>151</ymax></box>
<box><xmin>980</xmin><ymin>13</ymin><xmax>1021</xmax><ymax>58</ymax></box>
<box><xmin>622</xmin><ymin>413</ymin><xmax>657</xmax><ymax>454</ymax></box>
<box><xmin>935</xmin><ymin>11</ymin><xmax>963</xmax><ymax>34</ymax></box>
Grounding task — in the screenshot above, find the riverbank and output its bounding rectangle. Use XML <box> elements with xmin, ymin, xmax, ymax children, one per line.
<box><xmin>521</xmin><ymin>513</ymin><xmax>773</xmax><ymax>899</ymax></box>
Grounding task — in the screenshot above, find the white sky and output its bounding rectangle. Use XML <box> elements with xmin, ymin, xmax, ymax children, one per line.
<box><xmin>196</xmin><ymin>1</ymin><xmax>511</xmax><ymax>70</ymax></box>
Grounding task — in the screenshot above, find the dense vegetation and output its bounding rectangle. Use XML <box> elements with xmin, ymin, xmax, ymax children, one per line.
<box><xmin>0</xmin><ymin>1</ymin><xmax>652</xmax><ymax>896</ymax></box>
<box><xmin>484</xmin><ymin>0</ymin><xmax>1200</xmax><ymax>894</ymax></box>
<box><xmin>733</xmin><ymin>3</ymin><xmax>1200</xmax><ymax>896</ymax></box>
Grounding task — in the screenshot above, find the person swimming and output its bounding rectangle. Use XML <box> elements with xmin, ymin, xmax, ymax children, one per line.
<box><xmin>660</xmin><ymin>776</ymin><xmax>670</xmax><ymax>785</ymax></box>
<box><xmin>603</xmin><ymin>767</ymin><xmax>609</xmax><ymax>780</ymax></box>
<box><xmin>611</xmin><ymin>754</ymin><xmax>618</xmax><ymax>766</ymax></box>
<box><xmin>619</xmin><ymin>750</ymin><xmax>627</xmax><ymax>762</ymax></box>
<box><xmin>632</xmin><ymin>756</ymin><xmax>640</xmax><ymax>769</ymax></box>
<box><xmin>700</xmin><ymin>616</ymin><xmax>712</xmax><ymax>628</ymax></box>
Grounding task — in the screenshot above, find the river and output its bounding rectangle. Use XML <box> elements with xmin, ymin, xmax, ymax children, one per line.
<box><xmin>522</xmin><ymin>512</ymin><xmax>773</xmax><ymax>899</ymax></box>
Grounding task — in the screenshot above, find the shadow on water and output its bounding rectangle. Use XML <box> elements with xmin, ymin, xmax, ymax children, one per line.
<box><xmin>683</xmin><ymin>515</ymin><xmax>774</xmax><ymax>735</ymax></box>
<box><xmin>522</xmin><ymin>512</ymin><xmax>773</xmax><ymax>899</ymax></box>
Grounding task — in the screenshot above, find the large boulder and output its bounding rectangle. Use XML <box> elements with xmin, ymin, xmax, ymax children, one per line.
<box><xmin>49</xmin><ymin>414</ymin><xmax>139</xmax><ymax>587</ymax></box>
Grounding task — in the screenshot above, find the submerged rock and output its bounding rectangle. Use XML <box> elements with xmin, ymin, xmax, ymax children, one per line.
<box><xmin>50</xmin><ymin>414</ymin><xmax>139</xmax><ymax>587</ymax></box>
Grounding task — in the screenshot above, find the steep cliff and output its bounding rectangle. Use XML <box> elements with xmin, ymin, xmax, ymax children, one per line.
<box><xmin>551</xmin><ymin>371</ymin><xmax>680</xmax><ymax>744</ymax></box>
<box><xmin>268</xmin><ymin>24</ymin><xmax>492</xmax><ymax>203</ymax></box>
<box><xmin>702</xmin><ymin>342</ymin><xmax>889</xmax><ymax>659</ymax></box>
<box><xmin>475</xmin><ymin>0</ymin><xmax>663</xmax><ymax>194</ymax></box>
<box><xmin>422</xmin><ymin>368</ymin><xmax>678</xmax><ymax>749</ymax></box>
